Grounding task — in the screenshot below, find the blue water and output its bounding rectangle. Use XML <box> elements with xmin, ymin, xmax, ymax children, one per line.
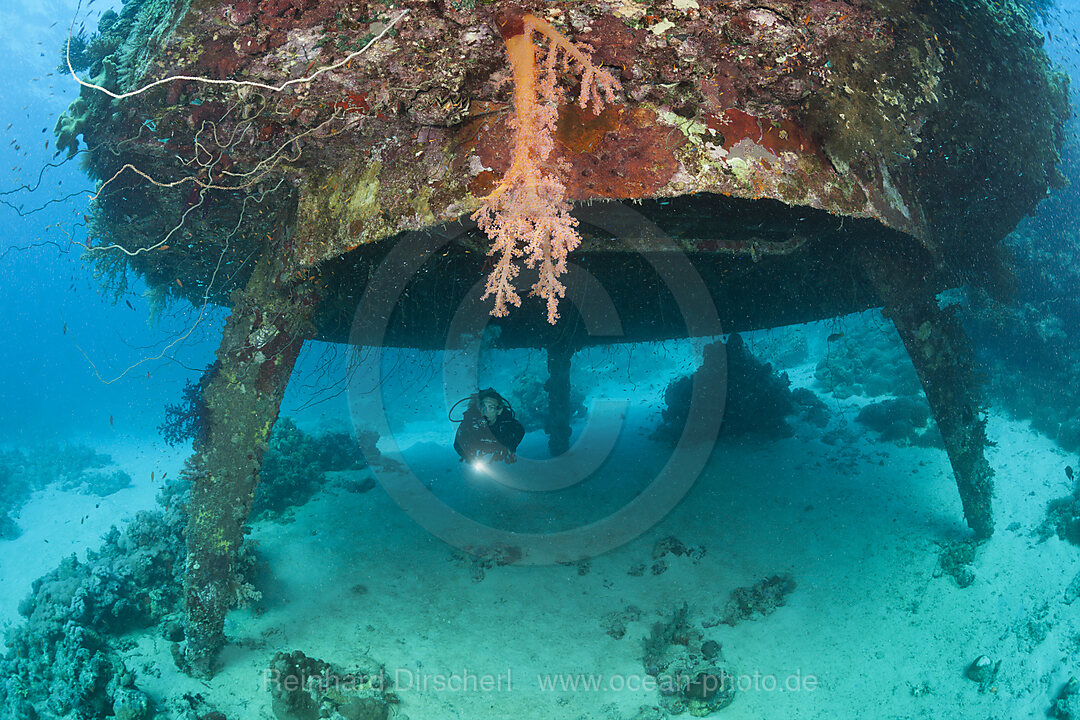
<box><xmin>0</xmin><ymin>0</ymin><xmax>221</xmax><ymax>445</ymax></box>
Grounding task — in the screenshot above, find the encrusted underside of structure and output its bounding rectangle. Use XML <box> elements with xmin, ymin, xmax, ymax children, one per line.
<box><xmin>57</xmin><ymin>0</ymin><xmax>1069</xmax><ymax>678</ymax></box>
<box><xmin>181</xmin><ymin>254</ymin><xmax>317</xmax><ymax>677</ymax></box>
<box><xmin>67</xmin><ymin>0</ymin><xmax>1066</xmax><ymax>312</ymax></box>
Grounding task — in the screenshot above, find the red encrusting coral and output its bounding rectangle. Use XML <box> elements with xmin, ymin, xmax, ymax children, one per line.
<box><xmin>197</xmin><ymin>40</ymin><xmax>245</xmax><ymax>79</ymax></box>
<box><xmin>556</xmin><ymin>104</ymin><xmax>679</xmax><ymax>200</ymax></box>
<box><xmin>334</xmin><ymin>93</ymin><xmax>370</xmax><ymax>114</ymax></box>
<box><xmin>706</xmin><ymin>108</ymin><xmax>824</xmax><ymax>161</ymax></box>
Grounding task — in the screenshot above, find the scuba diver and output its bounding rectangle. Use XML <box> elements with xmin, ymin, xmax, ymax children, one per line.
<box><xmin>453</xmin><ymin>388</ymin><xmax>525</xmax><ymax>465</ymax></box>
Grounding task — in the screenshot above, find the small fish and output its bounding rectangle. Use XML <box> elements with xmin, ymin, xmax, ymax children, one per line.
<box><xmin>176</xmin><ymin>278</ymin><xmax>184</xmax><ymax>288</ymax></box>
<box><xmin>109</xmin><ymin>415</ymin><xmax>114</xmax><ymax>427</ymax></box>
<box><xmin>161</xmin><ymin>472</ymin><xmax>168</xmax><ymax>481</ymax></box>
<box><xmin>827</xmin><ymin>332</ymin><xmax>844</xmax><ymax>342</ymax></box>
<box><xmin>151</xmin><ymin>471</ymin><xmax>155</xmax><ymax>482</ymax></box>
<box><xmin>125</xmin><ymin>299</ymin><xmax>134</xmax><ymax>310</ymax></box>
<box><xmin>62</xmin><ymin>322</ymin><xmax>67</xmax><ymax>335</ymax></box>
<box><xmin>1067</xmin><ymin>466</ymin><xmax>1074</xmax><ymax>481</ymax></box>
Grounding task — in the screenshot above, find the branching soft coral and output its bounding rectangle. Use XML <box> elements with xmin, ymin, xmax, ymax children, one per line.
<box><xmin>473</xmin><ymin>13</ymin><xmax>620</xmax><ymax>323</ymax></box>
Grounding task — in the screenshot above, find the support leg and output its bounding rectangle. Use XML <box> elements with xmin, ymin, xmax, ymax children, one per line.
<box><xmin>859</xmin><ymin>251</ymin><xmax>994</xmax><ymax>539</ymax></box>
<box><xmin>183</xmin><ymin>255</ymin><xmax>317</xmax><ymax>677</ymax></box>
<box><xmin>887</xmin><ymin>299</ymin><xmax>995</xmax><ymax>538</ymax></box>
<box><xmin>545</xmin><ymin>343</ymin><xmax>573</xmax><ymax>456</ymax></box>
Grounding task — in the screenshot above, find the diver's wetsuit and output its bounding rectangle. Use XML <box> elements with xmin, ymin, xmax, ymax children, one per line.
<box><xmin>454</xmin><ymin>410</ymin><xmax>525</xmax><ymax>461</ymax></box>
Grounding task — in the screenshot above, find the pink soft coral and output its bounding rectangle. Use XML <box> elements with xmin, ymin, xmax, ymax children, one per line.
<box><xmin>473</xmin><ymin>14</ymin><xmax>619</xmax><ymax>324</ymax></box>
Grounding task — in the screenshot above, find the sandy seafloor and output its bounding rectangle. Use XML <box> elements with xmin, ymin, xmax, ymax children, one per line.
<box><xmin>2</xmin><ymin>334</ymin><xmax>1079</xmax><ymax>720</ymax></box>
